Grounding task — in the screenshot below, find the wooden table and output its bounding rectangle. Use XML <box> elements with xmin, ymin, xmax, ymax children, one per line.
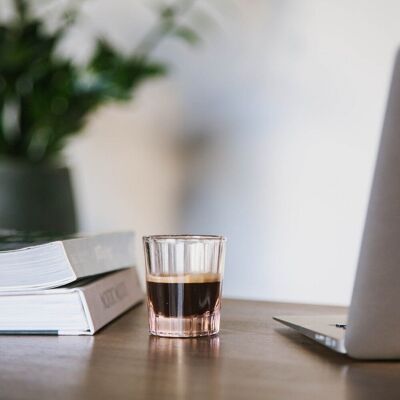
<box><xmin>1</xmin><ymin>299</ymin><xmax>400</xmax><ymax>400</ymax></box>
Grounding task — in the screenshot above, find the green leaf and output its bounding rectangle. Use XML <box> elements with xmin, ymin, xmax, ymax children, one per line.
<box><xmin>173</xmin><ymin>26</ymin><xmax>200</xmax><ymax>45</ymax></box>
<box><xmin>160</xmin><ymin>6</ymin><xmax>175</xmax><ymax>20</ymax></box>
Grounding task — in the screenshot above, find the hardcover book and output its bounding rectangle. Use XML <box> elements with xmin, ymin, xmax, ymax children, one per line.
<box><xmin>0</xmin><ymin>231</ymin><xmax>136</xmax><ymax>291</ymax></box>
<box><xmin>0</xmin><ymin>268</ymin><xmax>143</xmax><ymax>335</ymax></box>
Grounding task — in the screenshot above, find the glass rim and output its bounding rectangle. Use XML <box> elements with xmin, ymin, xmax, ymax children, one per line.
<box><xmin>143</xmin><ymin>234</ymin><xmax>226</xmax><ymax>242</ymax></box>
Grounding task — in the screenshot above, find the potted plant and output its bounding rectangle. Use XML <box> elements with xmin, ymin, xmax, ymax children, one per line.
<box><xmin>0</xmin><ymin>0</ymin><xmax>201</xmax><ymax>234</ymax></box>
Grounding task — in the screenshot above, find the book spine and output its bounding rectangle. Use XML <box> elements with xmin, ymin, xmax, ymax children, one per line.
<box><xmin>63</xmin><ymin>233</ymin><xmax>136</xmax><ymax>279</ymax></box>
<box><xmin>77</xmin><ymin>268</ymin><xmax>144</xmax><ymax>334</ymax></box>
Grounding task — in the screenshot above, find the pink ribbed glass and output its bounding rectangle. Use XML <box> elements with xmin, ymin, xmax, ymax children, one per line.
<box><xmin>143</xmin><ymin>235</ymin><xmax>226</xmax><ymax>337</ymax></box>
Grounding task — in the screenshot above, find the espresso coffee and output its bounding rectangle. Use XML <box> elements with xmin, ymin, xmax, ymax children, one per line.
<box><xmin>147</xmin><ymin>273</ymin><xmax>221</xmax><ymax>318</ymax></box>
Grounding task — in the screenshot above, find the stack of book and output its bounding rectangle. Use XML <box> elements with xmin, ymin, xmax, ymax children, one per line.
<box><xmin>0</xmin><ymin>232</ymin><xmax>143</xmax><ymax>335</ymax></box>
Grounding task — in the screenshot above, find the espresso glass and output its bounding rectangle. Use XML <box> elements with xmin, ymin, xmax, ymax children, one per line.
<box><xmin>143</xmin><ymin>235</ymin><xmax>226</xmax><ymax>337</ymax></box>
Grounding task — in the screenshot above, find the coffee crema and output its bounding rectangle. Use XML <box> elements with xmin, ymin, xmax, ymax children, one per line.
<box><xmin>146</xmin><ymin>273</ymin><xmax>221</xmax><ymax>318</ymax></box>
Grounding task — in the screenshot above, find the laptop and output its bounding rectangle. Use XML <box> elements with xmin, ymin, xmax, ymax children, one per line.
<box><xmin>274</xmin><ymin>49</ymin><xmax>400</xmax><ymax>360</ymax></box>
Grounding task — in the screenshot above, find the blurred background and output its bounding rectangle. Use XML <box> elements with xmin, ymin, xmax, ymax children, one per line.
<box><xmin>2</xmin><ymin>0</ymin><xmax>400</xmax><ymax>305</ymax></box>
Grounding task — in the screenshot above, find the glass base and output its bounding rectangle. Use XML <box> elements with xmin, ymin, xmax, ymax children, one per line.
<box><xmin>148</xmin><ymin>308</ymin><xmax>220</xmax><ymax>338</ymax></box>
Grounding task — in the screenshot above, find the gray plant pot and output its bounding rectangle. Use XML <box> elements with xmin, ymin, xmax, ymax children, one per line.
<box><xmin>0</xmin><ymin>161</ymin><xmax>77</xmax><ymax>234</ymax></box>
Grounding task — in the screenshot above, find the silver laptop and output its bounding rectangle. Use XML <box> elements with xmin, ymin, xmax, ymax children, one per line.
<box><xmin>274</xmin><ymin>49</ymin><xmax>400</xmax><ymax>360</ymax></box>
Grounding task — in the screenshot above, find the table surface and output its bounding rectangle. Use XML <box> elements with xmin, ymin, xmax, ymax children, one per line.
<box><xmin>1</xmin><ymin>299</ymin><xmax>400</xmax><ymax>400</ymax></box>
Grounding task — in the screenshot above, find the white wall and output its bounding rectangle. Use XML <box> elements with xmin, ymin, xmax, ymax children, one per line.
<box><xmin>65</xmin><ymin>0</ymin><xmax>400</xmax><ymax>305</ymax></box>
<box><xmin>65</xmin><ymin>81</ymin><xmax>185</xmax><ymax>285</ymax></box>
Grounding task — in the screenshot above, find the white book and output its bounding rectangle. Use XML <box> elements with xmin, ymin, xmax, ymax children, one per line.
<box><xmin>0</xmin><ymin>268</ymin><xmax>144</xmax><ymax>335</ymax></box>
<box><xmin>0</xmin><ymin>232</ymin><xmax>135</xmax><ymax>291</ymax></box>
